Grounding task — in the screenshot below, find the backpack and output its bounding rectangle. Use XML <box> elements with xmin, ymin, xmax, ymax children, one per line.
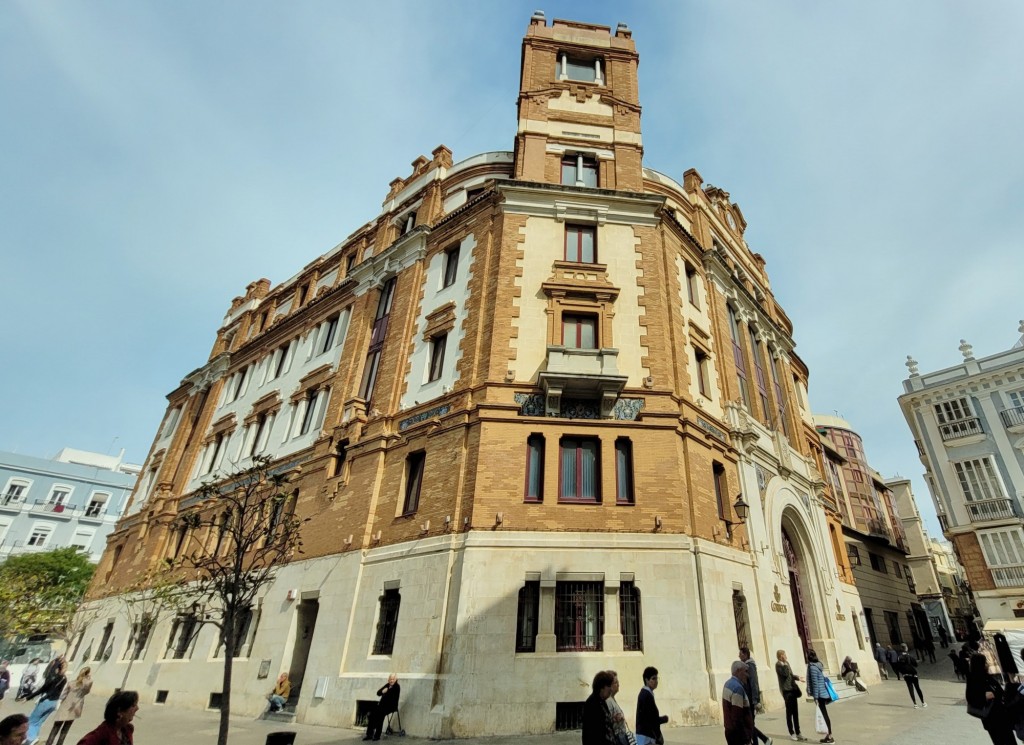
<box><xmin>898</xmin><ymin>653</ymin><xmax>917</xmax><ymax>675</ymax></box>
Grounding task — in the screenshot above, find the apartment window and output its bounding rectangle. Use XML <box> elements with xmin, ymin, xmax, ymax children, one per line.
<box><xmin>694</xmin><ymin>348</ymin><xmax>711</xmax><ymax>398</ymax></box>
<box><xmin>318</xmin><ymin>315</ymin><xmax>339</xmax><ymax>355</ymax></box>
<box><xmin>428</xmin><ymin>334</ymin><xmax>447</xmax><ymax>382</ymax></box>
<box><xmin>748</xmin><ymin>326</ymin><xmax>770</xmax><ymax>424</ymax></box>
<box><xmin>403</xmin><ymin>452</ymin><xmax>425</xmax><ymax>515</ymax></box>
<box><xmin>935</xmin><ymin>398</ymin><xmax>973</xmax><ymax>424</ymax></box>
<box><xmin>728</xmin><ymin>306</ymin><xmax>751</xmax><ymax>408</ymax></box>
<box><xmin>769</xmin><ymin>354</ymin><xmax>790</xmax><ymax>438</ymax></box>
<box><xmin>203</xmin><ymin>434</ymin><xmax>224</xmax><ymax>475</ymax></box>
<box><xmin>562</xmin><ymin>314</ymin><xmax>597</xmax><ymax>350</ymax></box>
<box><xmin>124</xmin><ymin>615</ymin><xmax>154</xmax><ymax>661</ymax></box>
<box><xmin>215</xmin><ymin>605</ymin><xmax>255</xmax><ymax>657</ymax></box>
<box><xmin>230</xmin><ymin>366</ymin><xmax>249</xmax><ymax>402</ymax></box>
<box><xmin>400</xmin><ymin>213</ymin><xmax>416</xmax><ymax>235</ymax></box>
<box><xmin>515</xmin><ymin>580</ymin><xmax>540</xmax><ymax>653</ymax></box>
<box><xmin>555</xmin><ymin>581</ymin><xmax>603</xmax><ymax>651</ymax></box>
<box><xmin>46</xmin><ymin>486</ymin><xmax>72</xmax><ymax>509</ymax></box>
<box><xmin>27</xmin><ymin>523</ymin><xmax>52</xmax><ymax>547</ymax></box>
<box><xmin>556</xmin><ymin>54</ymin><xmax>603</xmax><ymax>85</ymax></box>
<box><xmin>953</xmin><ymin>458</ymin><xmax>1006</xmax><ymax>501</ymax></box>
<box><xmin>94</xmin><ymin>621</ymin><xmax>114</xmax><ymax>661</ymax></box>
<box><xmin>713</xmin><ymin>461</ymin><xmax>728</xmax><ymax>522</ymax></box>
<box><xmin>869</xmin><ymin>552</ymin><xmax>887</xmax><ymax>573</ymax></box>
<box><xmin>1009</xmin><ymin>390</ymin><xmax>1024</xmax><ymax>409</ymax></box>
<box><xmin>615</xmin><ymin>438</ymin><xmax>635</xmax><ymax>505</ymax></box>
<box><xmin>373</xmin><ymin>589</ymin><xmax>401</xmax><ymax>655</ymax></box>
<box><xmin>70</xmin><ymin>528</ymin><xmax>95</xmax><ymax>552</ymax></box>
<box><xmin>559</xmin><ymin>437</ymin><xmax>600</xmax><ymax>502</ymax></box>
<box><xmin>685</xmin><ymin>264</ymin><xmax>700</xmax><ymax>308</ymax></box>
<box><xmin>979</xmin><ymin>528</ymin><xmax>1024</xmax><ymax>567</ymax></box>
<box><xmin>2</xmin><ymin>479</ymin><xmax>30</xmax><ymax>504</ymax></box>
<box><xmin>564</xmin><ymin>224</ymin><xmax>596</xmax><ymax>263</ymax></box>
<box><xmin>271</xmin><ymin>342</ymin><xmax>291</xmax><ymax>379</ymax></box>
<box><xmin>525</xmin><ymin>434</ymin><xmax>545</xmax><ymax>502</ymax></box>
<box><xmin>561</xmin><ymin>155</ymin><xmax>598</xmax><ymax>188</ymax></box>
<box><xmin>298</xmin><ymin>390</ymin><xmax>319</xmax><ymax>436</ymax></box>
<box><xmin>847</xmin><ymin>545</ymin><xmax>861</xmax><ymax>565</ymax></box>
<box><xmin>620</xmin><ymin>581</ymin><xmax>643</xmax><ymax>652</ymax></box>
<box><xmin>442</xmin><ymin>245</ymin><xmax>460</xmax><ymax>288</ymax></box>
<box><xmin>359</xmin><ymin>277</ymin><xmax>397</xmax><ymax>403</ymax></box>
<box><xmin>166</xmin><ymin>613</ymin><xmax>199</xmax><ymax>659</ymax></box>
<box><xmin>249</xmin><ymin>415</ymin><xmax>268</xmax><ymax>457</ymax></box>
<box><xmin>893</xmin><ymin>561</ymin><xmax>903</xmax><ymax>578</ymax></box>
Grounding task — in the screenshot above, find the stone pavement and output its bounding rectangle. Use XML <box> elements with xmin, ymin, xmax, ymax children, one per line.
<box><xmin>0</xmin><ymin>657</ymin><xmax>985</xmax><ymax>744</ymax></box>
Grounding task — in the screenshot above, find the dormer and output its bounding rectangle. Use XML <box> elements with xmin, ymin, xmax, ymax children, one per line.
<box><xmin>513</xmin><ymin>13</ymin><xmax>644</xmax><ymax>191</ymax></box>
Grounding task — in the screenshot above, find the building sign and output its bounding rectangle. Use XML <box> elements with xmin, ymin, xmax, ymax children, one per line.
<box><xmin>770</xmin><ymin>584</ymin><xmax>788</xmax><ymax>614</ymax></box>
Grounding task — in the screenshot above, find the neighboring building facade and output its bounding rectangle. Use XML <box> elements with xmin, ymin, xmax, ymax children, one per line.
<box><xmin>899</xmin><ymin>325</ymin><xmax>1024</xmax><ymax>627</ymax></box>
<box><xmin>815</xmin><ymin>416</ymin><xmax>924</xmax><ymax>648</ymax></box>
<box><xmin>929</xmin><ymin>537</ymin><xmax>976</xmax><ymax>638</ymax></box>
<box><xmin>79</xmin><ymin>15</ymin><xmax>869</xmax><ymax>737</ymax></box>
<box><xmin>0</xmin><ymin>448</ymin><xmax>137</xmax><ymax>563</ymax></box>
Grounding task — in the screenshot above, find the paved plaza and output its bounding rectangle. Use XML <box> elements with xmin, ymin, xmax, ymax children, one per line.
<box><xmin>0</xmin><ymin>657</ymin><xmax>987</xmax><ymax>744</ymax></box>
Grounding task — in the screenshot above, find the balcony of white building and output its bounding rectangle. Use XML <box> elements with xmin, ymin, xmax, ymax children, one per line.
<box><xmin>939</xmin><ymin>416</ymin><xmax>986</xmax><ymax>446</ymax></box>
<box><xmin>1000</xmin><ymin>405</ymin><xmax>1024</xmax><ymax>433</ymax></box>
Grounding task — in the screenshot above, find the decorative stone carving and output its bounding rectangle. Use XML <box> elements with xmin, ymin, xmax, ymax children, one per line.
<box><xmin>905</xmin><ymin>355</ymin><xmax>919</xmax><ymax>376</ymax></box>
<box><xmin>959</xmin><ymin>339</ymin><xmax>975</xmax><ymax>361</ymax></box>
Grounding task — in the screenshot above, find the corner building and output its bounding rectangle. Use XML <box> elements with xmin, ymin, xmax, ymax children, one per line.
<box><xmin>84</xmin><ymin>15</ymin><xmax>867</xmax><ymax>736</ymax></box>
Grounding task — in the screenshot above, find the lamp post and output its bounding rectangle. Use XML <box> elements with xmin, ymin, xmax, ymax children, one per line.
<box><xmin>733</xmin><ymin>493</ymin><xmax>750</xmax><ymax>523</ymax></box>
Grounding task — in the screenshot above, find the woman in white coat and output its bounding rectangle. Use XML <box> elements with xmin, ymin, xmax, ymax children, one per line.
<box><xmin>45</xmin><ymin>667</ymin><xmax>92</xmax><ymax>745</ymax></box>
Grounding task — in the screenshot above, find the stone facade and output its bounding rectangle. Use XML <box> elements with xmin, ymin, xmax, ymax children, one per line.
<box><xmin>78</xmin><ymin>14</ymin><xmax>868</xmax><ymax>737</ymax></box>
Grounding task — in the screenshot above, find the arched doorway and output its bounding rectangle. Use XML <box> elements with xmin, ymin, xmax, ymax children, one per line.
<box><xmin>782</xmin><ymin>528</ymin><xmax>812</xmax><ymax>655</ymax></box>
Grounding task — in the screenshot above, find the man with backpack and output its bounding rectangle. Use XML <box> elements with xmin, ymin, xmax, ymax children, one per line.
<box><xmin>896</xmin><ymin>644</ymin><xmax>926</xmax><ymax>708</ymax></box>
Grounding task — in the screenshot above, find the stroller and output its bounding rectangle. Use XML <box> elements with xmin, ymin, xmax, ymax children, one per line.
<box><xmin>15</xmin><ymin>671</ymin><xmax>37</xmax><ymax>702</ymax></box>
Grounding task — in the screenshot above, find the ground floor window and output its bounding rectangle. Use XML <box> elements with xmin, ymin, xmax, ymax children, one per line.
<box><xmin>373</xmin><ymin>588</ymin><xmax>401</xmax><ymax>655</ymax></box>
<box><xmin>620</xmin><ymin>581</ymin><xmax>643</xmax><ymax>651</ymax></box>
<box><xmin>515</xmin><ymin>581</ymin><xmax>540</xmax><ymax>652</ymax></box>
<box><xmin>555</xmin><ymin>581</ymin><xmax>603</xmax><ymax>651</ymax></box>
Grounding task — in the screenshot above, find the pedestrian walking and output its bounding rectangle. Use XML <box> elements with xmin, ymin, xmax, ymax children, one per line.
<box><xmin>965</xmin><ymin>653</ymin><xmax>1015</xmax><ymax>745</ymax></box>
<box><xmin>74</xmin><ymin>690</ymin><xmax>138</xmax><ymax>745</ymax></box>
<box><xmin>938</xmin><ymin>626</ymin><xmax>949</xmax><ymax>648</ymax></box>
<box><xmin>872</xmin><ymin>643</ymin><xmax>889</xmax><ymax>680</ymax></box>
<box><xmin>46</xmin><ymin>667</ymin><xmax>92</xmax><ymax>745</ymax></box>
<box><xmin>635</xmin><ymin>667</ymin><xmax>668</xmax><ymax>745</ymax></box>
<box><xmin>805</xmin><ymin>649</ymin><xmax>834</xmax><ymax>744</ymax></box>
<box><xmin>886</xmin><ymin>645</ymin><xmax>902</xmax><ymax>680</ymax></box>
<box><xmin>583</xmin><ymin>671</ymin><xmax>617</xmax><ymax>745</ymax></box>
<box><xmin>775</xmin><ymin>649</ymin><xmax>806</xmax><ymax>741</ymax></box>
<box><xmin>605</xmin><ymin>671</ymin><xmax>636</xmax><ymax>745</ymax></box>
<box><xmin>363</xmin><ymin>674</ymin><xmax>400</xmax><ymax>742</ymax></box>
<box><xmin>739</xmin><ymin>647</ymin><xmax>771</xmax><ymax>745</ymax></box>
<box><xmin>25</xmin><ymin>659</ymin><xmax>67</xmax><ymax>743</ymax></box>
<box><xmin>896</xmin><ymin>644</ymin><xmax>926</xmax><ymax>708</ymax></box>
<box><xmin>0</xmin><ymin>715</ymin><xmax>28</xmax><ymax>745</ymax></box>
<box><xmin>723</xmin><ymin>660</ymin><xmax>755</xmax><ymax>745</ymax></box>
<box><xmin>922</xmin><ymin>638</ymin><xmax>936</xmax><ymax>664</ymax></box>
<box><xmin>949</xmin><ymin>648</ymin><xmax>964</xmax><ymax>681</ymax></box>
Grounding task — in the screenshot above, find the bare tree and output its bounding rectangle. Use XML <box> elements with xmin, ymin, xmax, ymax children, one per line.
<box><xmin>169</xmin><ymin>455</ymin><xmax>307</xmax><ymax>745</ymax></box>
<box><xmin>116</xmin><ymin>564</ymin><xmax>192</xmax><ymax>688</ymax></box>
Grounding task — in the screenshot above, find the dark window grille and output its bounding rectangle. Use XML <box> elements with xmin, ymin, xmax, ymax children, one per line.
<box><xmin>515</xmin><ymin>581</ymin><xmax>540</xmax><ymax>652</ymax></box>
<box><xmin>555</xmin><ymin>702</ymin><xmax>586</xmax><ymax>730</ymax></box>
<box><xmin>555</xmin><ymin>581</ymin><xmax>603</xmax><ymax>651</ymax></box>
<box><xmin>620</xmin><ymin>581</ymin><xmax>643</xmax><ymax>651</ymax></box>
<box><xmin>355</xmin><ymin>700</ymin><xmax>377</xmax><ymax>727</ymax></box>
<box><xmin>373</xmin><ymin>589</ymin><xmax>401</xmax><ymax>655</ymax></box>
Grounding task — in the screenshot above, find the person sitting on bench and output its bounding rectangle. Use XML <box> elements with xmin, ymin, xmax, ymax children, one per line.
<box><xmin>364</xmin><ymin>674</ymin><xmax>400</xmax><ymax>741</ymax></box>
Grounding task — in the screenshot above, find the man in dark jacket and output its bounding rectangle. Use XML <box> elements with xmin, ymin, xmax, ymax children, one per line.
<box><xmin>740</xmin><ymin>647</ymin><xmax>770</xmax><ymax>745</ymax></box>
<box><xmin>364</xmin><ymin>674</ymin><xmax>400</xmax><ymax>741</ymax></box>
<box><xmin>635</xmin><ymin>667</ymin><xmax>668</xmax><ymax>745</ymax></box>
<box><xmin>583</xmin><ymin>670</ymin><xmax>616</xmax><ymax>745</ymax></box>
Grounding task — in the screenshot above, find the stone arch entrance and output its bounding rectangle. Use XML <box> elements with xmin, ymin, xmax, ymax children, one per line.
<box><xmin>780</xmin><ymin>508</ymin><xmax>822</xmax><ymax>657</ymax></box>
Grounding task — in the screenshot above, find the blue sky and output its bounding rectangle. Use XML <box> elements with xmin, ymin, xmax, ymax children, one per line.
<box><xmin>3</xmin><ymin>1</ymin><xmax>1022</xmax><ymax>537</ymax></box>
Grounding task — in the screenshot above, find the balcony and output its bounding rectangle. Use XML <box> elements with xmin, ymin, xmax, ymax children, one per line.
<box><xmin>32</xmin><ymin>500</ymin><xmax>70</xmax><ymax>514</ymax></box>
<box><xmin>991</xmin><ymin>564</ymin><xmax>1024</xmax><ymax>589</ymax></box>
<box><xmin>966</xmin><ymin>497</ymin><xmax>1017</xmax><ymax>523</ymax></box>
<box><xmin>1001</xmin><ymin>406</ymin><xmax>1024</xmax><ymax>432</ymax></box>
<box><xmin>938</xmin><ymin>514</ymin><xmax>950</xmax><ymax>533</ymax></box>
<box><xmin>939</xmin><ymin>416</ymin><xmax>985</xmax><ymax>444</ymax></box>
<box><xmin>866</xmin><ymin>518</ymin><xmax>893</xmax><ymax>541</ymax></box>
<box><xmin>537</xmin><ymin>346</ymin><xmax>628</xmax><ymax>418</ymax></box>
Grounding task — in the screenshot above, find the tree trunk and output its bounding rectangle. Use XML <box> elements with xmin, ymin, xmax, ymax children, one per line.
<box><xmin>218</xmin><ymin>620</ymin><xmax>235</xmax><ymax>745</ymax></box>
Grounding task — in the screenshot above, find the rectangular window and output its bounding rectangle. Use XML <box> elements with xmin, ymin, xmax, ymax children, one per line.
<box><xmin>560</xmin><ymin>155</ymin><xmax>598</xmax><ymax>187</ymax></box>
<box><xmin>979</xmin><ymin>528</ymin><xmax>1024</xmax><ymax>567</ymax></box>
<box><xmin>2</xmin><ymin>481</ymin><xmax>29</xmax><ymax>504</ymax></box>
<box><xmin>525</xmin><ymin>434</ymin><xmax>545</xmax><ymax>502</ymax></box>
<box><xmin>728</xmin><ymin>306</ymin><xmax>751</xmax><ymax>408</ymax></box>
<box><xmin>167</xmin><ymin>614</ymin><xmax>199</xmax><ymax>660</ymax></box>
<box><xmin>869</xmin><ymin>552</ymin><xmax>887</xmax><ymax>573</ymax></box>
<box><xmin>359</xmin><ymin>278</ymin><xmax>397</xmax><ymax>403</ymax></box>
<box><xmin>231</xmin><ymin>366</ymin><xmax>249</xmax><ymax>402</ymax></box>
<box><xmin>27</xmin><ymin>524</ymin><xmax>52</xmax><ymax>547</ymax></box>
<box><xmin>954</xmin><ymin>458</ymin><xmax>1006</xmax><ymax>501</ymax></box>
<box><xmin>769</xmin><ymin>354</ymin><xmax>790</xmax><ymax>438</ymax></box>
<box><xmin>403</xmin><ymin>452</ymin><xmax>425</xmax><ymax>515</ymax></box>
<box><xmin>125</xmin><ymin>615</ymin><xmax>153</xmax><ymax>661</ymax></box>
<box><xmin>620</xmin><ymin>581</ymin><xmax>643</xmax><ymax>652</ymax></box>
<box><xmin>559</xmin><ymin>438</ymin><xmax>600</xmax><ymax>502</ymax></box>
<box><xmin>161</xmin><ymin>407</ymin><xmax>182</xmax><ymax>439</ymax></box>
<box><xmin>249</xmin><ymin>415</ymin><xmax>267</xmax><ymax>457</ymax></box>
<box><xmin>71</xmin><ymin>529</ymin><xmax>95</xmax><ymax>552</ymax></box>
<box><xmin>47</xmin><ymin>487</ymin><xmax>71</xmax><ymax>509</ymax></box>
<box><xmin>748</xmin><ymin>326</ymin><xmax>770</xmax><ymax>424</ymax></box>
<box><xmin>555</xmin><ymin>581</ymin><xmax>604</xmax><ymax>651</ymax></box>
<box><xmin>694</xmin><ymin>348</ymin><xmax>710</xmax><ymax>398</ymax></box>
<box><xmin>906</xmin><ymin>567</ymin><xmax>916</xmax><ymax>592</ymax></box>
<box><xmin>615</xmin><ymin>438</ymin><xmax>634</xmax><ymax>505</ymax></box>
<box><xmin>884</xmin><ymin>610</ymin><xmax>902</xmax><ymax>645</ymax></box>
<box><xmin>934</xmin><ymin>398</ymin><xmax>973</xmax><ymax>423</ymax></box>
<box><xmin>564</xmin><ymin>224</ymin><xmax>596</xmax><ymax>263</ymax></box>
<box><xmin>94</xmin><ymin>621</ymin><xmax>114</xmax><ymax>661</ymax></box>
<box><xmin>318</xmin><ymin>315</ymin><xmax>339</xmax><ymax>355</ymax></box>
<box><xmin>298</xmin><ymin>390</ymin><xmax>319</xmax><ymax>436</ymax></box>
<box><xmin>373</xmin><ymin>588</ymin><xmax>401</xmax><ymax>655</ymax></box>
<box><xmin>685</xmin><ymin>264</ymin><xmax>700</xmax><ymax>308</ymax></box>
<box><xmin>713</xmin><ymin>461</ymin><xmax>728</xmax><ymax>522</ymax></box>
<box><xmin>562</xmin><ymin>314</ymin><xmax>597</xmax><ymax>350</ymax></box>
<box><xmin>443</xmin><ymin>245</ymin><xmax>460</xmax><ymax>288</ymax></box>
<box><xmin>515</xmin><ymin>581</ymin><xmax>540</xmax><ymax>653</ymax></box>
<box><xmin>558</xmin><ymin>56</ymin><xmax>602</xmax><ymax>84</ymax></box>
<box><xmin>346</xmin><ymin>254</ymin><xmax>356</xmax><ymax>274</ymax></box>
<box><xmin>893</xmin><ymin>561</ymin><xmax>903</xmax><ymax>578</ymax></box>
<box><xmin>272</xmin><ymin>342</ymin><xmax>291</xmax><ymax>380</ymax></box>
<box><xmin>428</xmin><ymin>334</ymin><xmax>447</xmax><ymax>382</ymax></box>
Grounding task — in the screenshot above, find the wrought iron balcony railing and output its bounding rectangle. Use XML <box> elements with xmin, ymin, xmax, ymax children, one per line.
<box><xmin>966</xmin><ymin>497</ymin><xmax>1016</xmax><ymax>522</ymax></box>
<box><xmin>992</xmin><ymin>564</ymin><xmax>1024</xmax><ymax>589</ymax></box>
<box><xmin>1001</xmin><ymin>406</ymin><xmax>1024</xmax><ymax>429</ymax></box>
<box><xmin>939</xmin><ymin>417</ymin><xmax>983</xmax><ymax>441</ymax></box>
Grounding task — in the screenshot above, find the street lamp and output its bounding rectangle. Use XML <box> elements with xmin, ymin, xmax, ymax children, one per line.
<box><xmin>733</xmin><ymin>494</ymin><xmax>750</xmax><ymax>524</ymax></box>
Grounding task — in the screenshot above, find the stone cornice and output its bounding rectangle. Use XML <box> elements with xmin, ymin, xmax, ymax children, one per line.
<box><xmin>498</xmin><ymin>181</ymin><xmax>662</xmax><ymax>227</ymax></box>
<box><xmin>350</xmin><ymin>226</ymin><xmax>429</xmax><ymax>295</ymax></box>
<box><xmin>184</xmin><ymin>352</ymin><xmax>231</xmax><ymax>394</ymax></box>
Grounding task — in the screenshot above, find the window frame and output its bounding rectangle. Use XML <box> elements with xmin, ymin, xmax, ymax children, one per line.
<box><xmin>694</xmin><ymin>347</ymin><xmax>710</xmax><ymax>398</ymax></box>
<box><xmin>403</xmin><ymin>452</ymin><xmax>426</xmax><ymax>515</ymax></box>
<box><xmin>615</xmin><ymin>438</ymin><xmax>635</xmax><ymax>505</ymax></box>
<box><xmin>554</xmin><ymin>580</ymin><xmax>604</xmax><ymax>652</ymax></box>
<box><xmin>442</xmin><ymin>245</ymin><xmax>460</xmax><ymax>288</ymax></box>
<box><xmin>560</xmin><ymin>154</ymin><xmax>599</xmax><ymax>188</ymax></box>
<box><xmin>318</xmin><ymin>315</ymin><xmax>339</xmax><ymax>355</ymax></box>
<box><xmin>524</xmin><ymin>434</ymin><xmax>545</xmax><ymax>503</ymax></box>
<box><xmin>685</xmin><ymin>263</ymin><xmax>701</xmax><ymax>308</ymax></box>
<box><xmin>26</xmin><ymin>522</ymin><xmax>53</xmax><ymax>547</ymax></box>
<box><xmin>428</xmin><ymin>333</ymin><xmax>447</xmax><ymax>383</ymax></box>
<box><xmin>564</xmin><ymin>224</ymin><xmax>597</xmax><ymax>263</ymax></box>
<box><xmin>561</xmin><ymin>314</ymin><xmax>598</xmax><ymax>350</ymax></box>
<box><xmin>373</xmin><ymin>588</ymin><xmax>401</xmax><ymax>656</ymax></box>
<box><xmin>559</xmin><ymin>437</ymin><xmax>601</xmax><ymax>503</ymax></box>
<box><xmin>619</xmin><ymin>581</ymin><xmax>643</xmax><ymax>652</ymax></box>
<box><xmin>515</xmin><ymin>580</ymin><xmax>540</xmax><ymax>653</ymax></box>
<box><xmin>2</xmin><ymin>478</ymin><xmax>31</xmax><ymax>505</ymax></box>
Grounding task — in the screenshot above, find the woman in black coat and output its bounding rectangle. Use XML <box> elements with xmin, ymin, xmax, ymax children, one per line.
<box><xmin>965</xmin><ymin>653</ymin><xmax>1015</xmax><ymax>745</ymax></box>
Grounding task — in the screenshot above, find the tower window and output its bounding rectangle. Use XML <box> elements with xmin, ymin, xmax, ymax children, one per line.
<box><xmin>561</xmin><ymin>155</ymin><xmax>598</xmax><ymax>188</ymax></box>
<box><xmin>556</xmin><ymin>54</ymin><xmax>604</xmax><ymax>85</ymax></box>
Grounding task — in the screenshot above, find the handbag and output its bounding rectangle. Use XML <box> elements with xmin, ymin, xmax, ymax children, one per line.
<box><xmin>824</xmin><ymin>677</ymin><xmax>839</xmax><ymax>702</ymax></box>
<box><xmin>967</xmin><ymin>700</ymin><xmax>994</xmax><ymax>719</ymax></box>
<box><xmin>792</xmin><ymin>682</ymin><xmax>803</xmax><ymax>698</ymax></box>
<box><xmin>814</xmin><ymin>706</ymin><xmax>829</xmax><ymax>735</ymax></box>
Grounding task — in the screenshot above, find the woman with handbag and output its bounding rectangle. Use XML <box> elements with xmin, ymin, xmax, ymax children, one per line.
<box><xmin>605</xmin><ymin>671</ymin><xmax>636</xmax><ymax>745</ymax></box>
<box><xmin>805</xmin><ymin>649</ymin><xmax>834</xmax><ymax>744</ymax></box>
<box><xmin>966</xmin><ymin>652</ymin><xmax>1015</xmax><ymax>745</ymax></box>
<box><xmin>776</xmin><ymin>649</ymin><xmax>807</xmax><ymax>742</ymax></box>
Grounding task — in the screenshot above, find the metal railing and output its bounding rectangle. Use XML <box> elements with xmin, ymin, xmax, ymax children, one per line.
<box><xmin>866</xmin><ymin>518</ymin><xmax>893</xmax><ymax>541</ymax></box>
<box><xmin>966</xmin><ymin>497</ymin><xmax>1016</xmax><ymax>522</ymax></box>
<box><xmin>939</xmin><ymin>417</ymin><xmax>984</xmax><ymax>441</ymax></box>
<box><xmin>32</xmin><ymin>500</ymin><xmax>69</xmax><ymax>514</ymax></box>
<box><xmin>938</xmin><ymin>514</ymin><xmax>950</xmax><ymax>532</ymax></box>
<box><xmin>992</xmin><ymin>564</ymin><xmax>1024</xmax><ymax>588</ymax></box>
<box><xmin>84</xmin><ymin>503</ymin><xmax>105</xmax><ymax>518</ymax></box>
<box><xmin>1001</xmin><ymin>406</ymin><xmax>1024</xmax><ymax>429</ymax></box>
